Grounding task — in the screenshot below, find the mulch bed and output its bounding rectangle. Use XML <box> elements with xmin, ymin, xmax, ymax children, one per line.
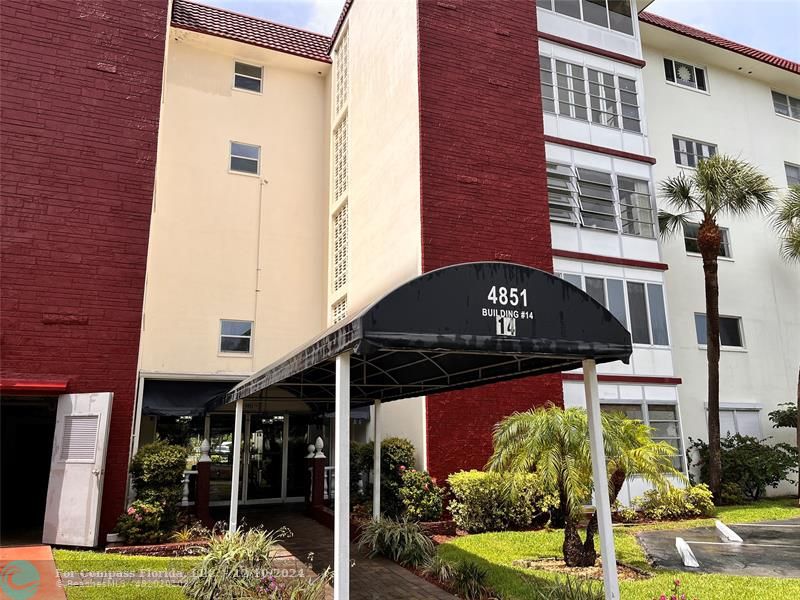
<box><xmin>512</xmin><ymin>557</ymin><xmax>650</xmax><ymax>581</ymax></box>
<box><xmin>105</xmin><ymin>540</ymin><xmax>209</xmax><ymax>556</ymax></box>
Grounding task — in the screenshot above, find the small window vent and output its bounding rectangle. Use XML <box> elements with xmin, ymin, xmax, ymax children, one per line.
<box><xmin>60</xmin><ymin>415</ymin><xmax>99</xmax><ymax>462</ymax></box>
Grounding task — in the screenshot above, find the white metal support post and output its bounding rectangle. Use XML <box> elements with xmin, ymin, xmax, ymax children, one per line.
<box><xmin>372</xmin><ymin>399</ymin><xmax>382</xmax><ymax>519</ymax></box>
<box><xmin>229</xmin><ymin>398</ymin><xmax>244</xmax><ymax>533</ymax></box>
<box><xmin>583</xmin><ymin>359</ymin><xmax>619</xmax><ymax>600</ymax></box>
<box><xmin>334</xmin><ymin>352</ymin><xmax>351</xmax><ymax>600</ymax></box>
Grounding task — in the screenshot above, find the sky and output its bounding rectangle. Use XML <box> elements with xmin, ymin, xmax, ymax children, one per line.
<box><xmin>202</xmin><ymin>0</ymin><xmax>800</xmax><ymax>62</ymax></box>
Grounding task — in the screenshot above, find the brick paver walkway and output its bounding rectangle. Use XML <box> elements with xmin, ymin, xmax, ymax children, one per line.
<box><xmin>0</xmin><ymin>545</ymin><xmax>66</xmax><ymax>599</ymax></box>
<box><xmin>238</xmin><ymin>508</ymin><xmax>455</xmax><ymax>600</ymax></box>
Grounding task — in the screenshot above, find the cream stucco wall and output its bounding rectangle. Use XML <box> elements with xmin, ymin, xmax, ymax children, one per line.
<box><xmin>642</xmin><ymin>30</ymin><xmax>800</xmax><ymax>493</ymax></box>
<box><xmin>140</xmin><ymin>30</ymin><xmax>329</xmax><ymax>377</ymax></box>
<box><xmin>330</xmin><ymin>2</ymin><xmax>427</xmax><ymax>465</ymax></box>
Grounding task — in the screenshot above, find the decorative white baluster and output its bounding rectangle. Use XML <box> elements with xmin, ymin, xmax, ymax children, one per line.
<box><xmin>199</xmin><ymin>439</ymin><xmax>211</xmax><ymax>463</ymax></box>
<box><xmin>182</xmin><ymin>471</ymin><xmax>191</xmax><ymax>506</ymax></box>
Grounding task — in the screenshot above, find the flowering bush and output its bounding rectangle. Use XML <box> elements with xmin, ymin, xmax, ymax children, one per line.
<box><xmin>653</xmin><ymin>578</ymin><xmax>698</xmax><ymax>600</ymax></box>
<box><xmin>114</xmin><ymin>500</ymin><xmax>168</xmax><ymax>544</ymax></box>
<box><xmin>634</xmin><ymin>484</ymin><xmax>714</xmax><ymax>521</ymax></box>
<box><xmin>399</xmin><ymin>468</ymin><xmax>444</xmax><ymax>521</ymax></box>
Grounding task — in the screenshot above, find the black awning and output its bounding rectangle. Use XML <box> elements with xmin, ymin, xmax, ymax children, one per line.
<box><xmin>212</xmin><ymin>262</ymin><xmax>632</xmax><ymax>411</ymax></box>
<box><xmin>143</xmin><ymin>379</ymin><xmax>238</xmax><ymax>416</ymax></box>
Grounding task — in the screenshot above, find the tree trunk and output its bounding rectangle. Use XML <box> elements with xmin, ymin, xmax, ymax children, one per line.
<box><xmin>563</xmin><ymin>519</ymin><xmax>596</xmax><ymax>567</ymax></box>
<box><xmin>584</xmin><ymin>469</ymin><xmax>626</xmax><ymax>556</ymax></box>
<box><xmin>698</xmin><ymin>218</ymin><xmax>723</xmax><ymax>502</ymax></box>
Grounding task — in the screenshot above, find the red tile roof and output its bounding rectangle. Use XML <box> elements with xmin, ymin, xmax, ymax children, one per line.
<box><xmin>639</xmin><ymin>11</ymin><xmax>800</xmax><ymax>75</ymax></box>
<box><xmin>171</xmin><ymin>0</ymin><xmax>332</xmax><ymax>63</ymax></box>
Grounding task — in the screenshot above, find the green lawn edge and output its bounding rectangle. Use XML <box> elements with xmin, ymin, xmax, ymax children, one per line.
<box><xmin>438</xmin><ymin>497</ymin><xmax>800</xmax><ymax>600</ymax></box>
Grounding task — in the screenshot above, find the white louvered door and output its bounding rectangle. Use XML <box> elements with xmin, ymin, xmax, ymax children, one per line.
<box><xmin>43</xmin><ymin>392</ymin><xmax>113</xmax><ymax>547</ymax></box>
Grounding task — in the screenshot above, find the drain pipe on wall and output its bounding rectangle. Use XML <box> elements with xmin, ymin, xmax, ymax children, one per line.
<box><xmin>252</xmin><ymin>178</ymin><xmax>266</xmax><ymax>372</ymax></box>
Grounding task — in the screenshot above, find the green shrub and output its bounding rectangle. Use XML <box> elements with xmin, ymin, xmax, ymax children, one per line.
<box><xmin>420</xmin><ymin>554</ymin><xmax>457</xmax><ymax>584</ymax></box>
<box><xmin>379</xmin><ymin>437</ymin><xmax>416</xmax><ymax>517</ymax></box>
<box><xmin>183</xmin><ymin>527</ymin><xmax>287</xmax><ymax>600</ymax></box>
<box><xmin>720</xmin><ymin>481</ymin><xmax>745</xmax><ymax>506</ymax></box>
<box><xmin>357</xmin><ymin>516</ymin><xmax>434</xmax><ymax>567</ymax></box>
<box><xmin>611</xmin><ymin>502</ymin><xmax>638</xmax><ymax>524</ymax></box>
<box><xmin>114</xmin><ymin>500</ymin><xmax>169</xmax><ymax>545</ymax></box>
<box><xmin>688</xmin><ymin>434</ymin><xmax>798</xmax><ymax>500</ymax></box>
<box><xmin>532</xmin><ymin>576</ymin><xmax>603</xmax><ymax>600</ymax></box>
<box><xmin>399</xmin><ymin>468</ymin><xmax>444</xmax><ymax>521</ymax></box>
<box><xmin>451</xmin><ymin>560</ymin><xmax>491</xmax><ymax>600</ymax></box>
<box><xmin>256</xmin><ymin>568</ymin><xmax>332</xmax><ymax>599</ymax></box>
<box><xmin>634</xmin><ymin>483</ymin><xmax>715</xmax><ymax>520</ymax></box>
<box><xmin>447</xmin><ymin>470</ymin><xmax>555</xmax><ymax>533</ymax></box>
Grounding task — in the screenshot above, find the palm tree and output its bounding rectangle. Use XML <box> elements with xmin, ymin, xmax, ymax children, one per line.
<box><xmin>658</xmin><ymin>154</ymin><xmax>776</xmax><ymax>501</ymax></box>
<box><xmin>486</xmin><ymin>406</ymin><xmax>681</xmax><ymax>567</ymax></box>
<box><xmin>771</xmin><ymin>184</ymin><xmax>800</xmax><ymax>500</ymax></box>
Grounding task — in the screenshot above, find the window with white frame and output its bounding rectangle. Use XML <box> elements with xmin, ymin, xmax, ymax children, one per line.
<box><xmin>556</xmin><ymin>273</ymin><xmax>669</xmax><ymax>345</ymax></box>
<box><xmin>229</xmin><ymin>141</ymin><xmax>260</xmax><ymax>175</ymax></box>
<box><xmin>772</xmin><ymin>90</ymin><xmax>800</xmax><ymax>120</ymax></box>
<box><xmin>672</xmin><ymin>136</ymin><xmax>716</xmax><ymax>168</ymax></box>
<box><xmin>332</xmin><ymin>297</ymin><xmax>348</xmax><ymax>324</ymax></box>
<box><xmin>683</xmin><ymin>222</ymin><xmax>732</xmax><ymax>257</ymax></box>
<box><xmin>785</xmin><ymin>162</ymin><xmax>800</xmax><ymax>187</ymax></box>
<box><xmin>541</xmin><ymin>56</ymin><xmax>641</xmax><ymax>133</ymax></box>
<box><xmin>547</xmin><ymin>163</ymin><xmax>655</xmax><ymax>237</ymax></box>
<box><xmin>233</xmin><ymin>61</ymin><xmax>263</xmax><ymax>93</ymax></box>
<box><xmin>618</xmin><ymin>176</ymin><xmax>654</xmax><ymax>237</ymax></box>
<box><xmin>332</xmin><ymin>202</ymin><xmax>348</xmax><ymax>291</ymax></box>
<box><xmin>694</xmin><ymin>313</ymin><xmax>744</xmax><ymax>348</ymax></box>
<box><xmin>663</xmin><ymin>58</ymin><xmax>707</xmax><ymax>91</ymax></box>
<box><xmin>602</xmin><ymin>402</ymin><xmax>684</xmax><ymax>469</ymax></box>
<box><xmin>718</xmin><ymin>407</ymin><xmax>762</xmax><ymax>438</ymax></box>
<box><xmin>220</xmin><ymin>320</ymin><xmax>252</xmax><ymax>353</ymax></box>
<box><xmin>537</xmin><ymin>0</ymin><xmax>634</xmax><ymax>36</ymax></box>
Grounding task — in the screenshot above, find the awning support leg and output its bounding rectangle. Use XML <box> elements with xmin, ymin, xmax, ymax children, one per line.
<box><xmin>583</xmin><ymin>359</ymin><xmax>619</xmax><ymax>600</ymax></box>
<box><xmin>229</xmin><ymin>398</ymin><xmax>244</xmax><ymax>533</ymax></box>
<box><xmin>334</xmin><ymin>352</ymin><xmax>351</xmax><ymax>600</ymax></box>
<box><xmin>372</xmin><ymin>399</ymin><xmax>382</xmax><ymax>520</ymax></box>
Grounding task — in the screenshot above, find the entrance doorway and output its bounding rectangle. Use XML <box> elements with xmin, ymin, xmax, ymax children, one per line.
<box><xmin>0</xmin><ymin>397</ymin><xmax>57</xmax><ymax>546</ymax></box>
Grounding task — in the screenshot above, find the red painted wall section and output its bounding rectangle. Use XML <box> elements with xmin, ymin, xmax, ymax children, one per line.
<box><xmin>0</xmin><ymin>0</ymin><xmax>168</xmax><ymax>540</ymax></box>
<box><xmin>416</xmin><ymin>0</ymin><xmax>563</xmax><ymax>480</ymax></box>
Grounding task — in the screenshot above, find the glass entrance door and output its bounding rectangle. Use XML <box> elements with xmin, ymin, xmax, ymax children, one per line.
<box><xmin>246</xmin><ymin>414</ymin><xmax>285</xmax><ymax>501</ymax></box>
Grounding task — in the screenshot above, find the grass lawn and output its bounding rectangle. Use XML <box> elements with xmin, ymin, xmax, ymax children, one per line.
<box><xmin>66</xmin><ymin>585</ymin><xmax>185</xmax><ymax>599</ymax></box>
<box><xmin>55</xmin><ymin>550</ymin><xmax>201</xmax><ymax>599</ymax></box>
<box><xmin>438</xmin><ymin>498</ymin><xmax>800</xmax><ymax>600</ymax></box>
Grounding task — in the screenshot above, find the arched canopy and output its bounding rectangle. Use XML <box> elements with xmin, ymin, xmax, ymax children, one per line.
<box><xmin>212</xmin><ymin>262</ymin><xmax>632</xmax><ymax>410</ymax></box>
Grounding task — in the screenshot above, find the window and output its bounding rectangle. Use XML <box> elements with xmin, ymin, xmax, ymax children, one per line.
<box><xmin>229</xmin><ymin>142</ymin><xmax>260</xmax><ymax>175</ymax></box>
<box><xmin>785</xmin><ymin>162</ymin><xmax>800</xmax><ymax>187</ymax></box>
<box><xmin>332</xmin><ymin>203</ymin><xmax>349</xmax><ymax>291</ymax></box>
<box><xmin>694</xmin><ymin>313</ymin><xmax>744</xmax><ymax>348</ymax></box>
<box><xmin>233</xmin><ymin>61</ymin><xmax>262</xmax><ymax>93</ymax></box>
<box><xmin>220</xmin><ymin>320</ymin><xmax>252</xmax><ymax>353</ymax></box>
<box><xmin>772</xmin><ymin>90</ymin><xmax>800</xmax><ymax>120</ymax></box>
<box><xmin>555</xmin><ymin>59</ymin><xmax>588</xmax><ymax>121</ymax></box>
<box><xmin>628</xmin><ymin>281</ymin><xmax>669</xmax><ymax>345</ymax></box>
<box><xmin>683</xmin><ymin>222</ymin><xmax>732</xmax><ymax>257</ymax></box>
<box><xmin>718</xmin><ymin>407</ymin><xmax>762</xmax><ymax>438</ymax></box>
<box><xmin>672</xmin><ymin>136</ymin><xmax>716</xmax><ymax>168</ymax></box>
<box><xmin>618</xmin><ymin>176</ymin><xmax>654</xmax><ymax>237</ymax></box>
<box><xmin>557</xmin><ymin>274</ymin><xmax>669</xmax><ymax>344</ymax></box>
<box><xmin>663</xmin><ymin>58</ymin><xmax>707</xmax><ymax>91</ymax></box>
<box><xmin>538</xmin><ymin>0</ymin><xmax>634</xmax><ymax>35</ymax></box>
<box><xmin>541</xmin><ymin>55</ymin><xmax>641</xmax><ymax>133</ymax></box>
<box><xmin>603</xmin><ymin>402</ymin><xmax>684</xmax><ymax>469</ymax></box>
<box><xmin>547</xmin><ymin>163</ymin><xmax>655</xmax><ymax>237</ymax></box>
<box><xmin>577</xmin><ymin>168</ymin><xmax>616</xmax><ymax>231</ymax></box>
<box><xmin>547</xmin><ymin>162</ymin><xmax>579</xmax><ymax>224</ymax></box>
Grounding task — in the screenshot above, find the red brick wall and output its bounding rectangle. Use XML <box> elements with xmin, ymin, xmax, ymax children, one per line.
<box><xmin>416</xmin><ymin>0</ymin><xmax>563</xmax><ymax>480</ymax></box>
<box><xmin>0</xmin><ymin>0</ymin><xmax>168</xmax><ymax>539</ymax></box>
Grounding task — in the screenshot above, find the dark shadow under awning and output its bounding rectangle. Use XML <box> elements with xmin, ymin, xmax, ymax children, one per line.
<box><xmin>144</xmin><ymin>380</ymin><xmax>237</xmax><ymax>416</ymax></box>
<box><xmin>211</xmin><ymin>262</ymin><xmax>633</xmax><ymax>411</ymax></box>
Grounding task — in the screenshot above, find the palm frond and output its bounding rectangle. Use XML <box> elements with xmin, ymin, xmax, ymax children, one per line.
<box><xmin>657</xmin><ymin>210</ymin><xmax>693</xmax><ymax>239</ymax></box>
<box><xmin>657</xmin><ymin>171</ymin><xmax>699</xmax><ymax>213</ymax></box>
<box><xmin>695</xmin><ymin>154</ymin><xmax>776</xmax><ymax>217</ymax></box>
<box><xmin>771</xmin><ymin>185</ymin><xmax>800</xmax><ymax>262</ymax></box>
